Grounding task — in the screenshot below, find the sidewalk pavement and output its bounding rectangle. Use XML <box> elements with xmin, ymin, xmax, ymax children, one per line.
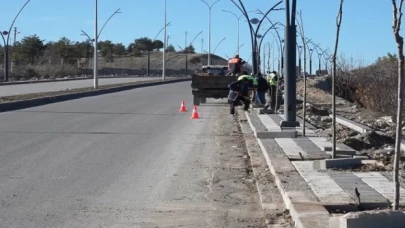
<box><xmin>242</xmin><ymin>110</ymin><xmax>405</xmax><ymax>228</ymax></box>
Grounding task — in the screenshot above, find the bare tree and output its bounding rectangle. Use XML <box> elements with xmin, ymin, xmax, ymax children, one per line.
<box><xmin>392</xmin><ymin>0</ymin><xmax>405</xmax><ymax>211</ymax></box>
<box><xmin>296</xmin><ymin>10</ymin><xmax>310</xmax><ymax>136</ymax></box>
<box><xmin>331</xmin><ymin>0</ymin><xmax>344</xmax><ymax>159</ymax></box>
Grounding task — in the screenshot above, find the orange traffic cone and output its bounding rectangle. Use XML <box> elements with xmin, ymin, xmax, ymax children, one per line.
<box><xmin>190</xmin><ymin>105</ymin><xmax>200</xmax><ymax>119</ymax></box>
<box><xmin>179</xmin><ymin>100</ymin><xmax>187</xmax><ymax>112</ymax></box>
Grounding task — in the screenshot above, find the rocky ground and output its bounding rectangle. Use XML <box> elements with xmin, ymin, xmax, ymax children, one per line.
<box><xmin>295</xmin><ymin>76</ymin><xmax>405</xmax><ymax>175</ymax></box>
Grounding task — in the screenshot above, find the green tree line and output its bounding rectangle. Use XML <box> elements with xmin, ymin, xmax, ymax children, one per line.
<box><xmin>0</xmin><ymin>35</ymin><xmax>196</xmax><ymax>66</ymax></box>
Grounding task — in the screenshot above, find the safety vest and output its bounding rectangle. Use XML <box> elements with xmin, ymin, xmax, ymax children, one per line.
<box><xmin>228</xmin><ymin>58</ymin><xmax>242</xmax><ymax>73</ymax></box>
<box><xmin>238</xmin><ymin>75</ymin><xmax>258</xmax><ymax>87</ymax></box>
<box><xmin>267</xmin><ymin>74</ymin><xmax>278</xmax><ymax>86</ymax></box>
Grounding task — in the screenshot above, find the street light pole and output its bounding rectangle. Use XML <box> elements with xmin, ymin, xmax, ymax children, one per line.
<box><xmin>222</xmin><ymin>10</ymin><xmax>242</xmax><ymax>55</ymax></box>
<box><xmin>280</xmin><ymin>0</ymin><xmax>300</xmax><ymax>128</ymax></box>
<box><xmin>0</xmin><ymin>0</ymin><xmax>31</xmax><ymax>82</ymax></box>
<box><xmin>162</xmin><ymin>0</ymin><xmax>167</xmax><ymax>80</ymax></box>
<box><xmin>147</xmin><ymin>22</ymin><xmax>171</xmax><ymax>76</ymax></box>
<box><xmin>201</xmin><ymin>0</ymin><xmax>221</xmax><ymax>66</ymax></box>
<box><xmin>94</xmin><ymin>0</ymin><xmax>98</xmax><ymax>89</ymax></box>
<box><xmin>307</xmin><ymin>41</ymin><xmax>320</xmax><ymax>76</ymax></box>
<box><xmin>230</xmin><ymin>0</ymin><xmax>283</xmax><ymax>75</ymax></box>
<box><xmin>298</xmin><ymin>45</ymin><xmax>302</xmax><ymax>77</ymax></box>
<box><xmin>309</xmin><ymin>48</ymin><xmax>313</xmax><ymax>76</ymax></box>
<box><xmin>81</xmin><ymin>6</ymin><xmax>122</xmax><ymax>88</ymax></box>
<box><xmin>213</xmin><ymin>37</ymin><xmax>226</xmax><ymax>55</ymax></box>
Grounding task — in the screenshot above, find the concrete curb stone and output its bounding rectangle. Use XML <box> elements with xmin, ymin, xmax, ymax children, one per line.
<box><xmin>245</xmin><ymin>112</ymin><xmax>330</xmax><ymax>228</ymax></box>
<box><xmin>239</xmin><ymin>114</ymin><xmax>294</xmax><ymax>227</ymax></box>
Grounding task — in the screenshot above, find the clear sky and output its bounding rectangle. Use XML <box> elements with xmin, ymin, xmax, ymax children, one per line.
<box><xmin>0</xmin><ymin>0</ymin><xmax>396</xmax><ymax>69</ymax></box>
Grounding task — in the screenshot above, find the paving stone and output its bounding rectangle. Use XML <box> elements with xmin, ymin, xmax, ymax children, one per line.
<box><xmin>292</xmin><ymin>138</ymin><xmax>331</xmax><ymax>160</ymax></box>
<box><xmin>275</xmin><ymin>138</ymin><xmax>308</xmax><ymax>160</ymax></box>
<box><xmin>247</xmin><ymin>113</ymin><xmax>297</xmax><ymax>138</ymax></box>
<box><xmin>354</xmin><ymin>172</ymin><xmax>405</xmax><ymax>206</ymax></box>
<box><xmin>292</xmin><ymin>161</ymin><xmax>358</xmax><ymax>212</ymax></box>
<box><xmin>309</xmin><ymin>137</ymin><xmax>356</xmax><ymax>156</ymax></box>
<box><xmin>247</xmin><ymin>112</ymin><xmax>268</xmax><ymax>132</ymax></box>
<box><xmin>257</xmin><ymin>136</ymin><xmax>330</xmax><ymax>228</ymax></box>
<box><xmin>270</xmin><ymin>114</ymin><xmax>284</xmax><ymax>125</ymax></box>
<box><xmin>259</xmin><ymin>114</ymin><xmax>282</xmax><ymax>131</ymax></box>
<box><xmin>328</xmin><ymin>172</ymin><xmax>391</xmax><ymax>210</ymax></box>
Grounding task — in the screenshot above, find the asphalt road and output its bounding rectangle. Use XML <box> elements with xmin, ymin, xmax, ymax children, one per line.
<box><xmin>0</xmin><ymin>81</ymin><xmax>266</xmax><ymax>227</ymax></box>
<box><xmin>0</xmin><ymin>77</ymin><xmax>173</xmax><ymax>97</ymax></box>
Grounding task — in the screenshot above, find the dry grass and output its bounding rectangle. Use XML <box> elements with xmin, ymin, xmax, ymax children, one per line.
<box><xmin>3</xmin><ymin>52</ymin><xmax>228</xmax><ymax>80</ymax></box>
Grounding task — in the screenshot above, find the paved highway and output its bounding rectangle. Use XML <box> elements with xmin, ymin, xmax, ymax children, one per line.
<box><xmin>0</xmin><ymin>77</ymin><xmax>174</xmax><ymax>97</ymax></box>
<box><xmin>0</xmin><ymin>82</ymin><xmax>266</xmax><ymax>227</ymax></box>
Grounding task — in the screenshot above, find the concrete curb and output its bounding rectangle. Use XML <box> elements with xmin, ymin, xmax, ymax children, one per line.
<box><xmin>239</xmin><ymin>115</ymin><xmax>293</xmax><ymax>228</ymax></box>
<box><xmin>330</xmin><ymin>114</ymin><xmax>373</xmax><ymax>134</ymax></box>
<box><xmin>245</xmin><ymin>112</ymin><xmax>331</xmax><ymax>228</ymax></box>
<box><xmin>0</xmin><ymin>78</ymin><xmax>191</xmax><ymax>112</ymax></box>
<box><xmin>329</xmin><ymin>210</ymin><xmax>405</xmax><ymax>228</ymax></box>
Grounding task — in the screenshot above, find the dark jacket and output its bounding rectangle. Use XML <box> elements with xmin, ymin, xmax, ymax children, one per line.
<box><xmin>228</xmin><ymin>80</ymin><xmax>249</xmax><ymax>101</ymax></box>
<box><xmin>256</xmin><ymin>76</ymin><xmax>268</xmax><ymax>92</ymax></box>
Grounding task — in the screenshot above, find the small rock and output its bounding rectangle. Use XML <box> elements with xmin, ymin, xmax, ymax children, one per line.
<box><xmin>321</xmin><ymin>116</ymin><xmax>332</xmax><ymax>122</ymax></box>
<box><xmin>243</xmin><ymin>155</ymin><xmax>248</xmax><ymax>159</ymax></box>
<box><xmin>311</xmin><ymin>115</ymin><xmax>321</xmax><ymax>121</ymax></box>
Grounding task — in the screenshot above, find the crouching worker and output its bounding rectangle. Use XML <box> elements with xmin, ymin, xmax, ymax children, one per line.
<box><xmin>237</xmin><ymin>71</ymin><xmax>258</xmax><ymax>103</ymax></box>
<box><xmin>228</xmin><ymin>76</ymin><xmax>252</xmax><ymax>115</ymax></box>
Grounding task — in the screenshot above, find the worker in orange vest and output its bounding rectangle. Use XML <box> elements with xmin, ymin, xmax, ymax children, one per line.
<box><xmin>227</xmin><ymin>54</ymin><xmax>246</xmax><ymax>76</ymax></box>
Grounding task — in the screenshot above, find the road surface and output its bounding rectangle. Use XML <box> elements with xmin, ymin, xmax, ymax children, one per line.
<box><xmin>0</xmin><ymin>77</ymin><xmax>174</xmax><ymax>97</ymax></box>
<box><xmin>0</xmin><ymin>81</ymin><xmax>267</xmax><ymax>227</ymax></box>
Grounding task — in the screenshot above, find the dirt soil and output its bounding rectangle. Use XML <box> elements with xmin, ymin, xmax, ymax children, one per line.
<box><xmin>237</xmin><ymin>111</ymin><xmax>294</xmax><ymax>228</ymax></box>
<box><xmin>0</xmin><ymin>78</ymin><xmax>183</xmax><ymax>104</ymax></box>
<box><xmin>296</xmin><ymin>76</ymin><xmax>405</xmax><ymax>173</ymax></box>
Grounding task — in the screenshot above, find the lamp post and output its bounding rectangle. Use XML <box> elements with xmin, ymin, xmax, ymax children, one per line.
<box><xmin>0</xmin><ymin>0</ymin><xmax>32</xmax><ymax>82</ymax></box>
<box><xmin>235</xmin><ymin>43</ymin><xmax>244</xmax><ymax>55</ymax></box>
<box><xmin>307</xmin><ymin>41</ymin><xmax>320</xmax><ymax>76</ymax></box>
<box><xmin>230</xmin><ymin>0</ymin><xmax>283</xmax><ymax>75</ymax></box>
<box><xmin>279</xmin><ymin>0</ymin><xmax>300</xmax><ymax>127</ymax></box>
<box><xmin>213</xmin><ymin>37</ymin><xmax>226</xmax><ymax>55</ymax></box>
<box><xmin>256</xmin><ymin>10</ymin><xmax>284</xmax><ymax>75</ymax></box>
<box><xmin>93</xmin><ymin>0</ymin><xmax>98</xmax><ymax>88</ymax></box>
<box><xmin>81</xmin><ymin>6</ymin><xmax>122</xmax><ymax>89</ymax></box>
<box><xmin>10</xmin><ymin>27</ymin><xmax>20</xmax><ymax>73</ymax></box>
<box><xmin>146</xmin><ymin>22</ymin><xmax>171</xmax><ymax>76</ymax></box>
<box><xmin>297</xmin><ymin>45</ymin><xmax>302</xmax><ymax>77</ymax></box>
<box><xmin>309</xmin><ymin>48</ymin><xmax>313</xmax><ymax>76</ymax></box>
<box><xmin>162</xmin><ymin>0</ymin><xmax>167</xmax><ymax>80</ymax></box>
<box><xmin>200</xmin><ymin>0</ymin><xmax>221</xmax><ymax>66</ymax></box>
<box><xmin>314</xmin><ymin>48</ymin><xmax>327</xmax><ymax>75</ymax></box>
<box><xmin>180</xmin><ymin>30</ymin><xmax>203</xmax><ymax>75</ymax></box>
<box><xmin>222</xmin><ymin>10</ymin><xmax>242</xmax><ymax>55</ymax></box>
